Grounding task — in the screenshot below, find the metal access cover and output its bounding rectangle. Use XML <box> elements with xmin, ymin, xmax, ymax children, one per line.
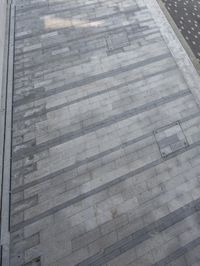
<box><xmin>106</xmin><ymin>32</ymin><xmax>129</xmax><ymax>51</ymax></box>
<box><xmin>154</xmin><ymin>121</ymin><xmax>188</xmax><ymax>158</ymax></box>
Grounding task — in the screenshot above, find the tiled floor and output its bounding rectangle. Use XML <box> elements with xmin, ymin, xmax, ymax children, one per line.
<box><xmin>9</xmin><ymin>0</ymin><xmax>200</xmax><ymax>265</ymax></box>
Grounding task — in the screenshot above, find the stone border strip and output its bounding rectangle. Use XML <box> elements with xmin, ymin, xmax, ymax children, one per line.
<box><xmin>0</xmin><ymin>3</ymin><xmax>15</xmax><ymax>266</ymax></box>
<box><xmin>0</xmin><ymin>4</ymin><xmax>10</xmax><ymax>224</ymax></box>
<box><xmin>143</xmin><ymin>0</ymin><xmax>200</xmax><ymax>106</ymax></box>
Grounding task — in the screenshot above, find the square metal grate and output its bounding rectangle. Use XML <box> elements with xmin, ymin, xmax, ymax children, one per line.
<box><xmin>154</xmin><ymin>121</ymin><xmax>188</xmax><ymax>158</ymax></box>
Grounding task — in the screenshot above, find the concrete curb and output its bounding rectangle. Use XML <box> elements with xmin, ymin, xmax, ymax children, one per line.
<box><xmin>0</xmin><ymin>3</ymin><xmax>15</xmax><ymax>266</ymax></box>
<box><xmin>143</xmin><ymin>0</ymin><xmax>200</xmax><ymax>107</ymax></box>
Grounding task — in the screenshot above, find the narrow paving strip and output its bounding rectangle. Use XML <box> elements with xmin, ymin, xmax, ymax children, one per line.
<box><xmin>160</xmin><ymin>0</ymin><xmax>200</xmax><ymax>62</ymax></box>
<box><xmin>9</xmin><ymin>0</ymin><xmax>200</xmax><ymax>265</ymax></box>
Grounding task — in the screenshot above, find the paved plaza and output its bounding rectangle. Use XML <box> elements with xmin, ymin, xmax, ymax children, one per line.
<box><xmin>8</xmin><ymin>0</ymin><xmax>200</xmax><ymax>265</ymax></box>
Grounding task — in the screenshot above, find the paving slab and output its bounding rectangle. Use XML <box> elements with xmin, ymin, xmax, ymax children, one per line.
<box><xmin>7</xmin><ymin>0</ymin><xmax>200</xmax><ymax>265</ymax></box>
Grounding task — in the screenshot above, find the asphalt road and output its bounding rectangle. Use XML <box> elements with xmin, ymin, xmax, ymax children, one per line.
<box><xmin>161</xmin><ymin>0</ymin><xmax>200</xmax><ymax>61</ymax></box>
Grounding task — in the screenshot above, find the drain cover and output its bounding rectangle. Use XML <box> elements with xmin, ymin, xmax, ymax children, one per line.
<box><xmin>154</xmin><ymin>121</ymin><xmax>188</xmax><ymax>158</ymax></box>
<box><xmin>106</xmin><ymin>32</ymin><xmax>129</xmax><ymax>51</ymax></box>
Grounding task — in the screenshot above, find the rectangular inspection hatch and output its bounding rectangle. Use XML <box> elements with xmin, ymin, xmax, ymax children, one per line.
<box><xmin>106</xmin><ymin>31</ymin><xmax>130</xmax><ymax>51</ymax></box>
<box><xmin>154</xmin><ymin>121</ymin><xmax>188</xmax><ymax>158</ymax></box>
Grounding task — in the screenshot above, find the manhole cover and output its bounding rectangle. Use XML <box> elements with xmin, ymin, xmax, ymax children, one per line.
<box><xmin>106</xmin><ymin>32</ymin><xmax>130</xmax><ymax>51</ymax></box>
<box><xmin>154</xmin><ymin>121</ymin><xmax>188</xmax><ymax>158</ymax></box>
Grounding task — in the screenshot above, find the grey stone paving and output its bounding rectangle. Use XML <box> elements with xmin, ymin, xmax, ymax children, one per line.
<box><xmin>9</xmin><ymin>0</ymin><xmax>200</xmax><ymax>265</ymax></box>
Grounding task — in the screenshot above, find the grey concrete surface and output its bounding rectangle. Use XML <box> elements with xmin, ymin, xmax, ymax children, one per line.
<box><xmin>8</xmin><ymin>0</ymin><xmax>200</xmax><ymax>265</ymax></box>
